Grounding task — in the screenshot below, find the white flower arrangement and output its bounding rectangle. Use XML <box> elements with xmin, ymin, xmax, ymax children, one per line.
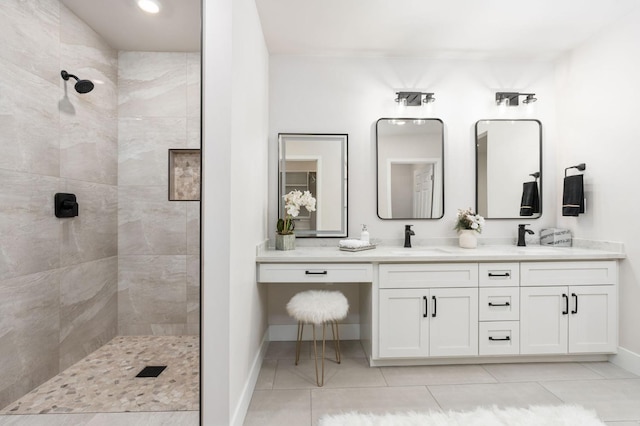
<box><xmin>277</xmin><ymin>190</ymin><xmax>317</xmax><ymax>235</ymax></box>
<box><xmin>454</xmin><ymin>208</ymin><xmax>485</xmax><ymax>233</ymax></box>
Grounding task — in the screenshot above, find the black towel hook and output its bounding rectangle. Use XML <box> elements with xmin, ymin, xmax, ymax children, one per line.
<box><xmin>529</xmin><ymin>171</ymin><xmax>540</xmax><ymax>182</ymax></box>
<box><xmin>564</xmin><ymin>163</ymin><xmax>586</xmax><ymax>177</ymax></box>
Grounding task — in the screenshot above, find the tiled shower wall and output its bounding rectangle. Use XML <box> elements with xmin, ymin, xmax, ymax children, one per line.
<box><xmin>0</xmin><ymin>0</ymin><xmax>118</xmax><ymax>409</ymax></box>
<box><xmin>117</xmin><ymin>51</ymin><xmax>201</xmax><ymax>335</ymax></box>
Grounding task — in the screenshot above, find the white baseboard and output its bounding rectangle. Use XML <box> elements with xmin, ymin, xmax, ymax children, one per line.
<box><xmin>231</xmin><ymin>330</ymin><xmax>269</xmax><ymax>426</ymax></box>
<box><xmin>268</xmin><ymin>324</ymin><xmax>360</xmax><ymax>341</ymax></box>
<box><xmin>609</xmin><ymin>346</ymin><xmax>640</xmax><ymax>376</ymax></box>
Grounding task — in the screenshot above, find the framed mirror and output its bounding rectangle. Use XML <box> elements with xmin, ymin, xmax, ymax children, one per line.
<box><xmin>376</xmin><ymin>118</ymin><xmax>444</xmax><ymax>219</ymax></box>
<box><xmin>475</xmin><ymin>119</ymin><xmax>542</xmax><ymax>219</ymax></box>
<box><xmin>278</xmin><ymin>133</ymin><xmax>348</xmax><ymax>237</ymax></box>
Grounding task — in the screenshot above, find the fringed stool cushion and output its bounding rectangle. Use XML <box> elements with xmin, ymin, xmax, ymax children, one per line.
<box><xmin>286</xmin><ymin>290</ymin><xmax>349</xmax><ymax>324</ymax></box>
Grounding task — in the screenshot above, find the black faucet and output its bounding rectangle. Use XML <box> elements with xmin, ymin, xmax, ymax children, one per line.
<box><xmin>404</xmin><ymin>225</ymin><xmax>415</xmax><ymax>248</ymax></box>
<box><xmin>517</xmin><ymin>224</ymin><xmax>534</xmax><ymax>247</ymax></box>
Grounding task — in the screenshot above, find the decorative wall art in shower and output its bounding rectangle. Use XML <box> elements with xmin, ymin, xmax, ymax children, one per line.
<box><xmin>168</xmin><ymin>149</ymin><xmax>201</xmax><ymax>201</ymax></box>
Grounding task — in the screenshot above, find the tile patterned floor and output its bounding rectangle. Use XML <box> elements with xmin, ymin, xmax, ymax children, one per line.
<box><xmin>0</xmin><ymin>336</ymin><xmax>199</xmax><ymax>415</ymax></box>
<box><xmin>0</xmin><ymin>411</ymin><xmax>199</xmax><ymax>426</ymax></box>
<box><xmin>245</xmin><ymin>340</ymin><xmax>640</xmax><ymax>426</ymax></box>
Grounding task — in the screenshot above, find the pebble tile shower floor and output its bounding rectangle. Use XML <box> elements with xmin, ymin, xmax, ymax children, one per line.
<box><xmin>0</xmin><ymin>336</ymin><xmax>199</xmax><ymax>414</ymax></box>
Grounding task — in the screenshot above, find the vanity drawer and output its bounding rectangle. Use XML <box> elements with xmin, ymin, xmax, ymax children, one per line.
<box><xmin>520</xmin><ymin>261</ymin><xmax>616</xmax><ymax>286</ymax></box>
<box><xmin>479</xmin><ymin>263</ymin><xmax>519</xmax><ymax>287</ymax></box>
<box><xmin>257</xmin><ymin>263</ymin><xmax>373</xmax><ymax>283</ymax></box>
<box><xmin>379</xmin><ymin>263</ymin><xmax>478</xmax><ymax>289</ymax></box>
<box><xmin>479</xmin><ymin>287</ymin><xmax>519</xmax><ymax>321</ymax></box>
<box><xmin>479</xmin><ymin>321</ymin><xmax>520</xmax><ymax>356</ymax></box>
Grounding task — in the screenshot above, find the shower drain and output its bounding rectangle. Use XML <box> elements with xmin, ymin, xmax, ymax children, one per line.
<box><xmin>135</xmin><ymin>365</ymin><xmax>167</xmax><ymax>378</ymax></box>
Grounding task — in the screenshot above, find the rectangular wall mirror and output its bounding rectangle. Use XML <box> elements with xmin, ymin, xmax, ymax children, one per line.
<box><xmin>376</xmin><ymin>118</ymin><xmax>444</xmax><ymax>219</ymax></box>
<box><xmin>278</xmin><ymin>133</ymin><xmax>348</xmax><ymax>237</ymax></box>
<box><xmin>476</xmin><ymin>119</ymin><xmax>542</xmax><ymax>219</ymax></box>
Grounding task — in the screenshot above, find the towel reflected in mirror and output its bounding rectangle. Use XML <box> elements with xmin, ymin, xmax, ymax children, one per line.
<box><xmin>520</xmin><ymin>181</ymin><xmax>540</xmax><ymax>216</ymax></box>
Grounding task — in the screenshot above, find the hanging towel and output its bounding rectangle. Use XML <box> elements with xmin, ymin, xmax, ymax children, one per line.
<box><xmin>562</xmin><ymin>174</ymin><xmax>585</xmax><ymax>216</ymax></box>
<box><xmin>520</xmin><ymin>181</ymin><xmax>540</xmax><ymax>216</ymax></box>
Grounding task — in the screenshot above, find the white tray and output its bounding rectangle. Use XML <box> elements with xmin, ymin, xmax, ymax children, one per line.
<box><xmin>339</xmin><ymin>244</ymin><xmax>377</xmax><ymax>252</ymax></box>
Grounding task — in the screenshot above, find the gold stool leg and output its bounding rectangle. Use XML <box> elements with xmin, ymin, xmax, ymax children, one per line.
<box><xmin>312</xmin><ymin>324</ymin><xmax>323</xmax><ymax>387</ymax></box>
<box><xmin>295</xmin><ymin>321</ymin><xmax>304</xmax><ymax>366</ymax></box>
<box><xmin>321</xmin><ymin>322</ymin><xmax>326</xmax><ymax>386</ymax></box>
<box><xmin>331</xmin><ymin>320</ymin><xmax>342</xmax><ymax>364</ymax></box>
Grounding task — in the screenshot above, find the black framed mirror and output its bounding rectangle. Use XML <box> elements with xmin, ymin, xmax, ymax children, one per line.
<box><xmin>278</xmin><ymin>133</ymin><xmax>348</xmax><ymax>237</ymax></box>
<box><xmin>475</xmin><ymin>119</ymin><xmax>542</xmax><ymax>219</ymax></box>
<box><xmin>376</xmin><ymin>118</ymin><xmax>444</xmax><ymax>219</ymax></box>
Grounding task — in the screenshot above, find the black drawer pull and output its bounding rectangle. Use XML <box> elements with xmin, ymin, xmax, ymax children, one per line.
<box><xmin>489</xmin><ymin>336</ymin><xmax>511</xmax><ymax>341</ymax></box>
<box><xmin>305</xmin><ymin>270</ymin><xmax>328</xmax><ymax>275</ymax></box>
<box><xmin>488</xmin><ymin>302</ymin><xmax>510</xmax><ymax>307</ymax></box>
<box><xmin>423</xmin><ymin>296</ymin><xmax>428</xmax><ymax>318</ymax></box>
<box><xmin>488</xmin><ymin>272</ymin><xmax>510</xmax><ymax>277</ymax></box>
<box><xmin>431</xmin><ymin>295</ymin><xmax>437</xmax><ymax>318</ymax></box>
<box><xmin>571</xmin><ymin>293</ymin><xmax>578</xmax><ymax>314</ymax></box>
<box><xmin>562</xmin><ymin>293</ymin><xmax>569</xmax><ymax>315</ymax></box>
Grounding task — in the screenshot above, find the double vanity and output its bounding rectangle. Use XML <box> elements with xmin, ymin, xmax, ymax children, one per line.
<box><xmin>257</xmin><ymin>244</ymin><xmax>624</xmax><ymax>367</ymax></box>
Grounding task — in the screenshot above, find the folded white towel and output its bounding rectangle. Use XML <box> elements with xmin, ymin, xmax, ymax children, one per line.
<box><xmin>338</xmin><ymin>239</ymin><xmax>371</xmax><ymax>249</ymax></box>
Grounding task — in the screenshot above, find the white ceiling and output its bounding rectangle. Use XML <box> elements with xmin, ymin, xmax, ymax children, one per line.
<box><xmin>62</xmin><ymin>0</ymin><xmax>639</xmax><ymax>58</ymax></box>
<box><xmin>61</xmin><ymin>0</ymin><xmax>201</xmax><ymax>52</ymax></box>
<box><xmin>255</xmin><ymin>0</ymin><xmax>640</xmax><ymax>59</ymax></box>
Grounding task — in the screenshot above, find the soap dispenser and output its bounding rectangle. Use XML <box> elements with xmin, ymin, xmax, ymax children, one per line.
<box><xmin>360</xmin><ymin>224</ymin><xmax>370</xmax><ymax>243</ymax></box>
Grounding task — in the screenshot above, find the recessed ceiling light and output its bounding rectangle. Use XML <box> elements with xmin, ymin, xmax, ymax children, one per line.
<box><xmin>137</xmin><ymin>0</ymin><xmax>161</xmax><ymax>14</ymax></box>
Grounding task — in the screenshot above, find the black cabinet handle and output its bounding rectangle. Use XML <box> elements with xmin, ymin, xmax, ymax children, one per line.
<box><xmin>562</xmin><ymin>293</ymin><xmax>569</xmax><ymax>315</ymax></box>
<box><xmin>489</xmin><ymin>336</ymin><xmax>511</xmax><ymax>341</ymax></box>
<box><xmin>571</xmin><ymin>293</ymin><xmax>578</xmax><ymax>314</ymax></box>
<box><xmin>423</xmin><ymin>296</ymin><xmax>428</xmax><ymax>318</ymax></box>
<box><xmin>488</xmin><ymin>302</ymin><xmax>511</xmax><ymax>307</ymax></box>
<box><xmin>488</xmin><ymin>272</ymin><xmax>510</xmax><ymax>277</ymax></box>
<box><xmin>431</xmin><ymin>295</ymin><xmax>437</xmax><ymax>317</ymax></box>
<box><xmin>305</xmin><ymin>270</ymin><xmax>327</xmax><ymax>275</ymax></box>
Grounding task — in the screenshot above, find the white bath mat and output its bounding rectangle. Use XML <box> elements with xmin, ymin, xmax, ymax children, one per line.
<box><xmin>318</xmin><ymin>405</ymin><xmax>606</xmax><ymax>426</ymax></box>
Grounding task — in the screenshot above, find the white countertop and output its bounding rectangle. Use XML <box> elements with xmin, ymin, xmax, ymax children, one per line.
<box><xmin>256</xmin><ymin>244</ymin><xmax>625</xmax><ymax>263</ymax></box>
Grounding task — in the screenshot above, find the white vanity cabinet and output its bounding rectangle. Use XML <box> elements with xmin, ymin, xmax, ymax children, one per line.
<box><xmin>520</xmin><ymin>261</ymin><xmax>617</xmax><ymax>355</ymax></box>
<box><xmin>257</xmin><ymin>246</ymin><xmax>622</xmax><ymax>366</ymax></box>
<box><xmin>378</xmin><ymin>264</ymin><xmax>479</xmax><ymax>358</ymax></box>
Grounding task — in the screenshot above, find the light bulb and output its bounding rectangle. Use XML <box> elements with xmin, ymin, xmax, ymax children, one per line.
<box><xmin>137</xmin><ymin>0</ymin><xmax>160</xmax><ymax>14</ymax></box>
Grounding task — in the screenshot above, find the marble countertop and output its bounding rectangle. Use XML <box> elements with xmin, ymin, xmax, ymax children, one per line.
<box><xmin>256</xmin><ymin>244</ymin><xmax>626</xmax><ymax>263</ymax></box>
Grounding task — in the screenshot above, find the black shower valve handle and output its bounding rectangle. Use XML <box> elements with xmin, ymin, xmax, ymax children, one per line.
<box><xmin>55</xmin><ymin>193</ymin><xmax>79</xmax><ymax>218</ymax></box>
<box><xmin>62</xmin><ymin>200</ymin><xmax>77</xmax><ymax>209</ymax></box>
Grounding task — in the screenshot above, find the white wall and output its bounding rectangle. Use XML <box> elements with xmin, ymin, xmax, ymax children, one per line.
<box><xmin>269</xmin><ymin>56</ymin><xmax>559</xmax><ymax>242</ymax></box>
<box><xmin>202</xmin><ymin>0</ymin><xmax>269</xmax><ymax>424</ymax></box>
<box><xmin>555</xmin><ymin>8</ymin><xmax>640</xmax><ymax>355</ymax></box>
<box><xmin>229</xmin><ymin>0</ymin><xmax>269</xmax><ymax>421</ymax></box>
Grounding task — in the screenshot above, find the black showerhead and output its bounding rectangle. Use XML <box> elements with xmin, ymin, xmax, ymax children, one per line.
<box><xmin>61</xmin><ymin>70</ymin><xmax>94</xmax><ymax>94</ymax></box>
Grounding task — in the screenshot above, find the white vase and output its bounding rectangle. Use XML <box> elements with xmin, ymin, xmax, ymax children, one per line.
<box><xmin>275</xmin><ymin>233</ymin><xmax>296</xmax><ymax>251</ymax></box>
<box><xmin>458</xmin><ymin>229</ymin><xmax>478</xmax><ymax>249</ymax></box>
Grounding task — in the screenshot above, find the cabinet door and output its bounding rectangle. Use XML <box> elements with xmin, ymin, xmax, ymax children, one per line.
<box><xmin>429</xmin><ymin>288</ymin><xmax>478</xmax><ymax>357</ymax></box>
<box><xmin>520</xmin><ymin>286</ymin><xmax>568</xmax><ymax>355</ymax></box>
<box><xmin>569</xmin><ymin>285</ymin><xmax>617</xmax><ymax>353</ymax></box>
<box><xmin>379</xmin><ymin>289</ymin><xmax>429</xmax><ymax>358</ymax></box>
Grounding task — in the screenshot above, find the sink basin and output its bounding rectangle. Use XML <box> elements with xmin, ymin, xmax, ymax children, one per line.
<box><xmin>390</xmin><ymin>248</ymin><xmax>449</xmax><ymax>255</ymax></box>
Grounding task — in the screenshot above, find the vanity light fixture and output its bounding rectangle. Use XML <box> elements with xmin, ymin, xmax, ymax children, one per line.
<box><xmin>137</xmin><ymin>0</ymin><xmax>161</xmax><ymax>14</ymax></box>
<box><xmin>495</xmin><ymin>92</ymin><xmax>538</xmax><ymax>106</ymax></box>
<box><xmin>395</xmin><ymin>92</ymin><xmax>436</xmax><ymax>106</ymax></box>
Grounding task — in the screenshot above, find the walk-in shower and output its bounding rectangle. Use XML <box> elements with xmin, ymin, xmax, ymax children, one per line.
<box><xmin>1</xmin><ymin>0</ymin><xmax>201</xmax><ymax>421</ymax></box>
<box><xmin>60</xmin><ymin>70</ymin><xmax>94</xmax><ymax>93</ymax></box>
